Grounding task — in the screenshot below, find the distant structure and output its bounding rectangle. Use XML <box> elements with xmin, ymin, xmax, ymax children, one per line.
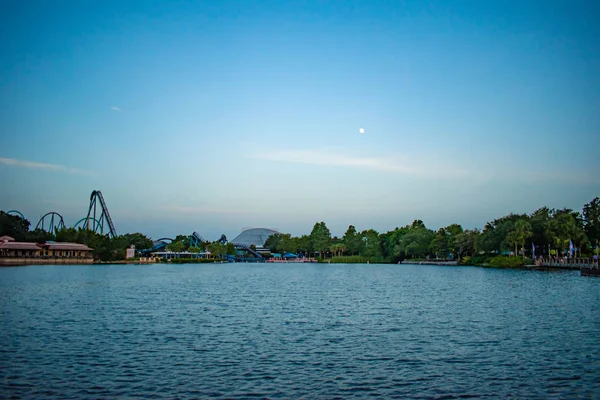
<box><xmin>6</xmin><ymin>210</ymin><xmax>25</xmax><ymax>219</ymax></box>
<box><xmin>35</xmin><ymin>212</ymin><xmax>65</xmax><ymax>233</ymax></box>
<box><xmin>231</xmin><ymin>228</ymin><xmax>279</xmax><ymax>253</ymax></box>
<box><xmin>136</xmin><ymin>228</ymin><xmax>281</xmax><ymax>261</ymax></box>
<box><xmin>82</xmin><ymin>190</ymin><xmax>117</xmax><ymax>238</ymax></box>
<box><xmin>126</xmin><ymin>245</ymin><xmax>135</xmax><ymax>259</ymax></box>
<box><xmin>3</xmin><ymin>190</ymin><xmax>117</xmax><ymax>238</ymax></box>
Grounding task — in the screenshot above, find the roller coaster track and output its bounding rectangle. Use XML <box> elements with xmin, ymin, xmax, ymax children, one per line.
<box><xmin>231</xmin><ymin>242</ymin><xmax>263</xmax><ymax>258</ymax></box>
<box><xmin>74</xmin><ymin>217</ymin><xmax>103</xmax><ymax>234</ymax></box>
<box><xmin>141</xmin><ymin>233</ymin><xmax>263</xmax><ymax>259</ymax></box>
<box><xmin>3</xmin><ymin>190</ymin><xmax>118</xmax><ymax>237</ymax></box>
<box><xmin>192</xmin><ymin>230</ymin><xmax>262</xmax><ymax>258</ymax></box>
<box><xmin>190</xmin><ymin>231</ymin><xmax>207</xmax><ymax>247</ymax></box>
<box><xmin>190</xmin><ymin>232</ymin><xmax>228</xmax><ymax>247</ymax></box>
<box><xmin>192</xmin><ymin>232</ymin><xmax>263</xmax><ymax>259</ymax></box>
<box><xmin>6</xmin><ymin>210</ymin><xmax>25</xmax><ymax>219</ymax></box>
<box><xmin>35</xmin><ymin>212</ymin><xmax>65</xmax><ymax>233</ymax></box>
<box><xmin>151</xmin><ymin>238</ymin><xmax>173</xmax><ymax>252</ymax></box>
<box><xmin>84</xmin><ymin>190</ymin><xmax>117</xmax><ymax>238</ymax></box>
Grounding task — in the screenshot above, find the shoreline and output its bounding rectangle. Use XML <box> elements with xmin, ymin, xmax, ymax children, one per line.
<box><xmin>400</xmin><ymin>260</ymin><xmax>458</xmax><ymax>266</ymax></box>
<box><xmin>2</xmin><ymin>260</ymin><xmax>596</xmax><ymax>276</ymax></box>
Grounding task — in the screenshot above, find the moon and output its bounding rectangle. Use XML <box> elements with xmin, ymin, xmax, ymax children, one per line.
<box><xmin>359</xmin><ymin>128</ymin><xmax>365</xmax><ymax>134</ymax></box>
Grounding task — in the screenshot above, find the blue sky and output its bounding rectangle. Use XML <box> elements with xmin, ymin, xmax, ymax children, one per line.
<box><xmin>1</xmin><ymin>0</ymin><xmax>599</xmax><ymax>240</ymax></box>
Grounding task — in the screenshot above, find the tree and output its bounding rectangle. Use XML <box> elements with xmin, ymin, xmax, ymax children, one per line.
<box><xmin>188</xmin><ymin>246</ymin><xmax>203</xmax><ymax>253</ymax></box>
<box><xmin>444</xmin><ymin>224</ymin><xmax>463</xmax><ymax>258</ymax></box>
<box><xmin>27</xmin><ymin>228</ymin><xmax>55</xmax><ymax>243</ymax></box>
<box><xmin>206</xmin><ymin>242</ymin><xmax>235</xmax><ymax>258</ymax></box>
<box><xmin>297</xmin><ymin>235</ymin><xmax>312</xmax><ymax>256</ymax></box>
<box><xmin>190</xmin><ymin>242</ymin><xmax>206</xmax><ymax>251</ymax></box>
<box><xmin>397</xmin><ymin>225</ymin><xmax>433</xmax><ymax>259</ymax></box>
<box><xmin>342</xmin><ymin>225</ymin><xmax>362</xmax><ymax>255</ymax></box>
<box><xmin>381</xmin><ymin>226</ymin><xmax>410</xmax><ymax>262</ymax></box>
<box><xmin>167</xmin><ymin>241</ymin><xmax>185</xmax><ymax>253</ymax></box>
<box><xmin>330</xmin><ymin>243</ymin><xmax>346</xmax><ymax>257</ymax></box>
<box><xmin>89</xmin><ymin>235</ymin><xmax>115</xmax><ymax>261</ymax></box>
<box><xmin>109</xmin><ymin>235</ymin><xmax>129</xmax><ymax>260</ymax></box>
<box><xmin>429</xmin><ymin>228</ymin><xmax>449</xmax><ymax>259</ymax></box>
<box><xmin>264</xmin><ymin>233</ymin><xmax>282</xmax><ymax>252</ymax></box>
<box><xmin>360</xmin><ymin>229</ymin><xmax>382</xmax><ymax>258</ymax></box>
<box><xmin>505</xmin><ymin>230</ymin><xmax>520</xmax><ymax>257</ymax></box>
<box><xmin>445</xmin><ymin>224</ymin><xmax>464</xmax><ymax>237</ymax></box>
<box><xmin>278</xmin><ymin>233</ymin><xmax>297</xmax><ymax>254</ymax></box>
<box><xmin>505</xmin><ymin>219</ymin><xmax>532</xmax><ymax>256</ymax></box>
<box><xmin>173</xmin><ymin>234</ymin><xmax>191</xmax><ymax>250</ymax></box>
<box><xmin>583</xmin><ymin>197</ymin><xmax>600</xmax><ymax>251</ymax></box>
<box><xmin>529</xmin><ymin>207</ymin><xmax>553</xmax><ymax>255</ymax></box>
<box><xmin>453</xmin><ymin>229</ymin><xmax>480</xmax><ymax>259</ymax></box>
<box><xmin>572</xmin><ymin>227</ymin><xmax>589</xmax><ymax>257</ymax></box>
<box><xmin>225</xmin><ymin>243</ymin><xmax>236</xmax><ymax>255</ymax></box>
<box><xmin>549</xmin><ymin>212</ymin><xmax>577</xmax><ymax>257</ymax></box>
<box><xmin>53</xmin><ymin>227</ymin><xmax>130</xmax><ymax>262</ymax></box>
<box><xmin>55</xmin><ymin>227</ymin><xmax>78</xmax><ymax>242</ymax></box>
<box><xmin>310</xmin><ymin>222</ymin><xmax>331</xmax><ymax>258</ymax></box>
<box><xmin>411</xmin><ymin>220</ymin><xmax>426</xmax><ymax>230</ymax></box>
<box><xmin>207</xmin><ymin>243</ymin><xmax>223</xmax><ymax>258</ymax></box>
<box><xmin>478</xmin><ymin>214</ymin><xmax>527</xmax><ymax>254</ymax></box>
<box><xmin>122</xmin><ymin>233</ymin><xmax>153</xmax><ymax>251</ymax></box>
<box><xmin>551</xmin><ymin>208</ymin><xmax>587</xmax><ymax>256</ymax></box>
<box><xmin>0</xmin><ymin>212</ymin><xmax>31</xmax><ymax>241</ymax></box>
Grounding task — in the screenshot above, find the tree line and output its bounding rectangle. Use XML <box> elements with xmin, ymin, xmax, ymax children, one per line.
<box><xmin>264</xmin><ymin>197</ymin><xmax>600</xmax><ymax>264</ymax></box>
<box><xmin>2</xmin><ymin>197</ymin><xmax>598</xmax><ymax>264</ymax></box>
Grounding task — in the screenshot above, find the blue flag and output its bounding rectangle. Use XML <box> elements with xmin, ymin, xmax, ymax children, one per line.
<box><xmin>569</xmin><ymin>239</ymin><xmax>574</xmax><ymax>256</ymax></box>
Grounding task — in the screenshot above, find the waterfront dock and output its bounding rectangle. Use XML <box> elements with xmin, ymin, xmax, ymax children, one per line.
<box><xmin>536</xmin><ymin>257</ymin><xmax>598</xmax><ymax>270</ymax></box>
<box><xmin>266</xmin><ymin>257</ymin><xmax>318</xmax><ymax>263</ymax></box>
<box><xmin>400</xmin><ymin>260</ymin><xmax>458</xmax><ymax>266</ymax></box>
<box><xmin>531</xmin><ymin>257</ymin><xmax>600</xmax><ymax>276</ymax></box>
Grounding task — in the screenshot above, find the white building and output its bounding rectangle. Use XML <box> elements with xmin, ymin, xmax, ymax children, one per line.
<box><xmin>126</xmin><ymin>245</ymin><xmax>135</xmax><ymax>259</ymax></box>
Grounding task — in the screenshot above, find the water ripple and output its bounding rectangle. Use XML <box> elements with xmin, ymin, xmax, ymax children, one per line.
<box><xmin>1</xmin><ymin>263</ymin><xmax>599</xmax><ymax>399</ymax></box>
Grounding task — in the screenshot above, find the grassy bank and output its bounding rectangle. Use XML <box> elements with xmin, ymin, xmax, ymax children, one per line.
<box><xmin>459</xmin><ymin>255</ymin><xmax>532</xmax><ymax>268</ymax></box>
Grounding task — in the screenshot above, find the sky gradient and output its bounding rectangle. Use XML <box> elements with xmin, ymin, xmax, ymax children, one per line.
<box><xmin>1</xmin><ymin>0</ymin><xmax>599</xmax><ymax>240</ymax></box>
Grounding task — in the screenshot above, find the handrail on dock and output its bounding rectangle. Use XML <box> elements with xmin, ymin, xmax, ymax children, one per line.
<box><xmin>537</xmin><ymin>257</ymin><xmax>599</xmax><ymax>270</ymax></box>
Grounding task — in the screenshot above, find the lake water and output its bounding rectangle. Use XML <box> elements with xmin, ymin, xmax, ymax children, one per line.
<box><xmin>1</xmin><ymin>263</ymin><xmax>599</xmax><ymax>399</ymax></box>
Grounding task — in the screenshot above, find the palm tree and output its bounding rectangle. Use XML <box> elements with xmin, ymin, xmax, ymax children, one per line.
<box><xmin>507</xmin><ymin>219</ymin><xmax>532</xmax><ymax>256</ymax></box>
<box><xmin>516</xmin><ymin>219</ymin><xmax>533</xmax><ymax>256</ymax></box>
<box><xmin>329</xmin><ymin>243</ymin><xmax>346</xmax><ymax>257</ymax></box>
<box><xmin>506</xmin><ymin>231</ymin><xmax>520</xmax><ymax>257</ymax></box>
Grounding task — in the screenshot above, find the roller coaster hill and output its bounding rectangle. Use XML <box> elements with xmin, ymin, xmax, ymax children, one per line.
<box><xmin>5</xmin><ymin>191</ymin><xmax>287</xmax><ymax>262</ymax></box>
<box><xmin>4</xmin><ymin>190</ymin><xmax>118</xmax><ymax>238</ymax></box>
